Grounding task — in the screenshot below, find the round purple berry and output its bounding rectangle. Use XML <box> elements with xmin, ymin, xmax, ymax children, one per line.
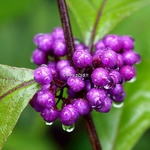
<box><xmin>38</xmin><ymin>34</ymin><xmax>53</xmax><ymax>52</ymax></box>
<box><xmin>34</xmin><ymin>66</ymin><xmax>53</xmax><ymax>85</ymax></box>
<box><xmin>29</xmin><ymin>94</ymin><xmax>44</xmax><ymax>112</ymax></box>
<box><xmin>67</xmin><ymin>76</ymin><xmax>85</xmax><ymax>92</ymax></box>
<box><xmin>109</xmin><ymin>70</ymin><xmax>124</xmax><ymax>85</ymax></box>
<box><xmin>31</xmin><ymin>49</ymin><xmax>48</xmax><ymax>65</ymax></box>
<box><xmin>112</xmin><ymin>91</ymin><xmax>126</xmax><ymax>102</ymax></box>
<box><xmin>103</xmin><ymin>34</ymin><xmax>122</xmax><ymax>52</ymax></box>
<box><xmin>101</xmin><ymin>48</ymin><xmax>118</xmax><ymax>68</ymax></box>
<box><xmin>122</xmin><ymin>51</ymin><xmax>141</xmax><ymax>65</ymax></box>
<box><xmin>53</xmin><ymin>39</ymin><xmax>67</xmax><ymax>56</ymax></box>
<box><xmin>52</xmin><ymin>27</ymin><xmax>64</xmax><ymax>39</ymax></box>
<box><xmin>72</xmin><ymin>49</ymin><xmax>92</xmax><ymax>68</ymax></box>
<box><xmin>59</xmin><ymin>66</ymin><xmax>76</xmax><ymax>81</ymax></box>
<box><xmin>75</xmin><ymin>43</ymin><xmax>86</xmax><ymax>51</ymax></box>
<box><xmin>108</xmin><ymin>84</ymin><xmax>124</xmax><ymax>96</ymax></box>
<box><xmin>33</xmin><ymin>33</ymin><xmax>43</xmax><ymax>45</ymax></box>
<box><xmin>86</xmin><ymin>88</ymin><xmax>106</xmax><ymax>109</ymax></box>
<box><xmin>47</xmin><ymin>61</ymin><xmax>56</xmax><ymax>68</ymax></box>
<box><xmin>95</xmin><ymin>40</ymin><xmax>106</xmax><ymax>50</ymax></box>
<box><xmin>121</xmin><ymin>35</ymin><xmax>134</xmax><ymax>51</ymax></box>
<box><xmin>73</xmin><ymin>99</ymin><xmax>91</xmax><ymax>115</ymax></box>
<box><xmin>91</xmin><ymin>68</ymin><xmax>111</xmax><ymax>87</ymax></box>
<box><xmin>95</xmin><ymin>96</ymin><xmax>112</xmax><ymax>113</ymax></box>
<box><xmin>120</xmin><ymin>65</ymin><xmax>136</xmax><ymax>81</ymax></box>
<box><xmin>37</xmin><ymin>90</ymin><xmax>56</xmax><ymax>108</ymax></box>
<box><xmin>41</xmin><ymin>107</ymin><xmax>59</xmax><ymax>122</ymax></box>
<box><xmin>56</xmin><ymin>60</ymin><xmax>70</xmax><ymax>71</ymax></box>
<box><xmin>67</xmin><ymin>88</ymin><xmax>77</xmax><ymax>98</ymax></box>
<box><xmin>59</xmin><ymin>104</ymin><xmax>79</xmax><ymax>126</ymax></box>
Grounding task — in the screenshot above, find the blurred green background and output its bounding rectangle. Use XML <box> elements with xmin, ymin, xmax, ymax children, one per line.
<box><xmin>0</xmin><ymin>0</ymin><xmax>150</xmax><ymax>150</ymax></box>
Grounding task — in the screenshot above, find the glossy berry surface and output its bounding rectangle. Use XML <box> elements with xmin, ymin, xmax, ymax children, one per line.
<box><xmin>30</xmin><ymin>27</ymin><xmax>141</xmax><ymax>130</ymax></box>
<box><xmin>72</xmin><ymin>49</ymin><xmax>92</xmax><ymax>68</ymax></box>
<box><xmin>67</xmin><ymin>76</ymin><xmax>85</xmax><ymax>92</ymax></box>
<box><xmin>91</xmin><ymin>68</ymin><xmax>110</xmax><ymax>87</ymax></box>
<box><xmin>34</xmin><ymin>66</ymin><xmax>53</xmax><ymax>85</ymax></box>
<box><xmin>73</xmin><ymin>99</ymin><xmax>91</xmax><ymax>115</ymax></box>
<box><xmin>59</xmin><ymin>104</ymin><xmax>79</xmax><ymax>126</ymax></box>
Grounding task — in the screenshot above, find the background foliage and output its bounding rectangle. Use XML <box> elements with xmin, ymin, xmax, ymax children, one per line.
<box><xmin>0</xmin><ymin>0</ymin><xmax>150</xmax><ymax>150</ymax></box>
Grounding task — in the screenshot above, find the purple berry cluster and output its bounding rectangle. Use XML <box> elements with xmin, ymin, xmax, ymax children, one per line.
<box><xmin>30</xmin><ymin>27</ymin><xmax>141</xmax><ymax>127</ymax></box>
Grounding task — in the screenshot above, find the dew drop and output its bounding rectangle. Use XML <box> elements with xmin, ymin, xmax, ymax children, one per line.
<box><xmin>45</xmin><ymin>122</ymin><xmax>53</xmax><ymax>126</ymax></box>
<box><xmin>62</xmin><ymin>124</ymin><xmax>75</xmax><ymax>132</ymax></box>
<box><xmin>128</xmin><ymin>77</ymin><xmax>136</xmax><ymax>83</ymax></box>
<box><xmin>113</xmin><ymin>102</ymin><xmax>124</xmax><ymax>108</ymax></box>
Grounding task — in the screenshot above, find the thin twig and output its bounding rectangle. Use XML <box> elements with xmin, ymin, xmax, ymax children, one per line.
<box><xmin>84</xmin><ymin>114</ymin><xmax>102</xmax><ymax>150</ymax></box>
<box><xmin>89</xmin><ymin>0</ymin><xmax>107</xmax><ymax>53</ymax></box>
<box><xmin>57</xmin><ymin>0</ymin><xmax>75</xmax><ymax>67</ymax></box>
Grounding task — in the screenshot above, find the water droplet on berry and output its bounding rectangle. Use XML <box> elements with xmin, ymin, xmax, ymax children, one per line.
<box><xmin>45</xmin><ymin>122</ymin><xmax>53</xmax><ymax>126</ymax></box>
<box><xmin>128</xmin><ymin>77</ymin><xmax>136</xmax><ymax>83</ymax></box>
<box><xmin>113</xmin><ymin>102</ymin><xmax>124</xmax><ymax>108</ymax></box>
<box><xmin>62</xmin><ymin>124</ymin><xmax>75</xmax><ymax>132</ymax></box>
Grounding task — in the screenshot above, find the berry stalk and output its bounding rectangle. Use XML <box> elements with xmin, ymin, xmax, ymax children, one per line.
<box><xmin>89</xmin><ymin>0</ymin><xmax>107</xmax><ymax>52</ymax></box>
<box><xmin>84</xmin><ymin>114</ymin><xmax>102</xmax><ymax>150</ymax></box>
<box><xmin>57</xmin><ymin>0</ymin><xmax>75</xmax><ymax>67</ymax></box>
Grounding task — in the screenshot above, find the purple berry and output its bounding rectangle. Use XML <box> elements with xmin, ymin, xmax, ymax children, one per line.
<box><xmin>84</xmin><ymin>80</ymin><xmax>92</xmax><ymax>92</ymax></box>
<box><xmin>29</xmin><ymin>94</ymin><xmax>44</xmax><ymax>112</ymax></box>
<box><xmin>53</xmin><ymin>39</ymin><xmax>67</xmax><ymax>56</ymax></box>
<box><xmin>101</xmin><ymin>48</ymin><xmax>118</xmax><ymax>68</ymax></box>
<box><xmin>112</xmin><ymin>91</ymin><xmax>126</xmax><ymax>102</ymax></box>
<box><xmin>59</xmin><ymin>66</ymin><xmax>76</xmax><ymax>81</ymax></box>
<box><xmin>120</xmin><ymin>65</ymin><xmax>136</xmax><ymax>81</ymax></box>
<box><xmin>33</xmin><ymin>33</ymin><xmax>43</xmax><ymax>45</ymax></box>
<box><xmin>95</xmin><ymin>96</ymin><xmax>112</xmax><ymax>113</ymax></box>
<box><xmin>47</xmin><ymin>61</ymin><xmax>56</xmax><ymax>68</ymax></box>
<box><xmin>121</xmin><ymin>35</ymin><xmax>134</xmax><ymax>51</ymax></box>
<box><xmin>41</xmin><ymin>84</ymin><xmax>51</xmax><ymax>91</ymax></box>
<box><xmin>67</xmin><ymin>76</ymin><xmax>85</xmax><ymax>92</ymax></box>
<box><xmin>56</xmin><ymin>60</ymin><xmax>70</xmax><ymax>71</ymax></box>
<box><xmin>75</xmin><ymin>43</ymin><xmax>86</xmax><ymax>51</ymax></box>
<box><xmin>91</xmin><ymin>68</ymin><xmax>111</xmax><ymax>87</ymax></box>
<box><xmin>41</xmin><ymin>107</ymin><xmax>59</xmax><ymax>122</ymax></box>
<box><xmin>31</xmin><ymin>49</ymin><xmax>48</xmax><ymax>65</ymax></box>
<box><xmin>48</xmin><ymin>66</ymin><xmax>58</xmax><ymax>78</ymax></box>
<box><xmin>108</xmin><ymin>84</ymin><xmax>124</xmax><ymax>96</ymax></box>
<box><xmin>72</xmin><ymin>49</ymin><xmax>92</xmax><ymax>68</ymax></box>
<box><xmin>103</xmin><ymin>34</ymin><xmax>122</xmax><ymax>52</ymax></box>
<box><xmin>86</xmin><ymin>88</ymin><xmax>106</xmax><ymax>108</ymax></box>
<box><xmin>109</xmin><ymin>70</ymin><xmax>124</xmax><ymax>85</ymax></box>
<box><xmin>122</xmin><ymin>51</ymin><xmax>141</xmax><ymax>65</ymax></box>
<box><xmin>73</xmin><ymin>99</ymin><xmax>91</xmax><ymax>115</ymax></box>
<box><xmin>117</xmin><ymin>53</ymin><xmax>124</xmax><ymax>67</ymax></box>
<box><xmin>38</xmin><ymin>34</ymin><xmax>53</xmax><ymax>52</ymax></box>
<box><xmin>34</xmin><ymin>66</ymin><xmax>53</xmax><ymax>85</ymax></box>
<box><xmin>59</xmin><ymin>104</ymin><xmax>79</xmax><ymax>126</ymax></box>
<box><xmin>52</xmin><ymin>27</ymin><xmax>64</xmax><ymax>39</ymax></box>
<box><xmin>95</xmin><ymin>40</ymin><xmax>106</xmax><ymax>50</ymax></box>
<box><xmin>37</xmin><ymin>90</ymin><xmax>56</xmax><ymax>108</ymax></box>
<box><xmin>67</xmin><ymin>88</ymin><xmax>77</xmax><ymax>98</ymax></box>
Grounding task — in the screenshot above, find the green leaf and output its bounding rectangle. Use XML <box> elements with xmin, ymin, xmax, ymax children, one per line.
<box><xmin>92</xmin><ymin>60</ymin><xmax>150</xmax><ymax>150</ymax></box>
<box><xmin>67</xmin><ymin>0</ymin><xmax>150</xmax><ymax>45</ymax></box>
<box><xmin>0</xmin><ymin>64</ymin><xmax>40</xmax><ymax>149</ymax></box>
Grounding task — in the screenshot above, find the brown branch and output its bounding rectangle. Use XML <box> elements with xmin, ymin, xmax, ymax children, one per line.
<box><xmin>89</xmin><ymin>0</ymin><xmax>107</xmax><ymax>53</ymax></box>
<box><xmin>57</xmin><ymin>0</ymin><xmax>75</xmax><ymax>67</ymax></box>
<box><xmin>84</xmin><ymin>114</ymin><xmax>102</xmax><ymax>150</ymax></box>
